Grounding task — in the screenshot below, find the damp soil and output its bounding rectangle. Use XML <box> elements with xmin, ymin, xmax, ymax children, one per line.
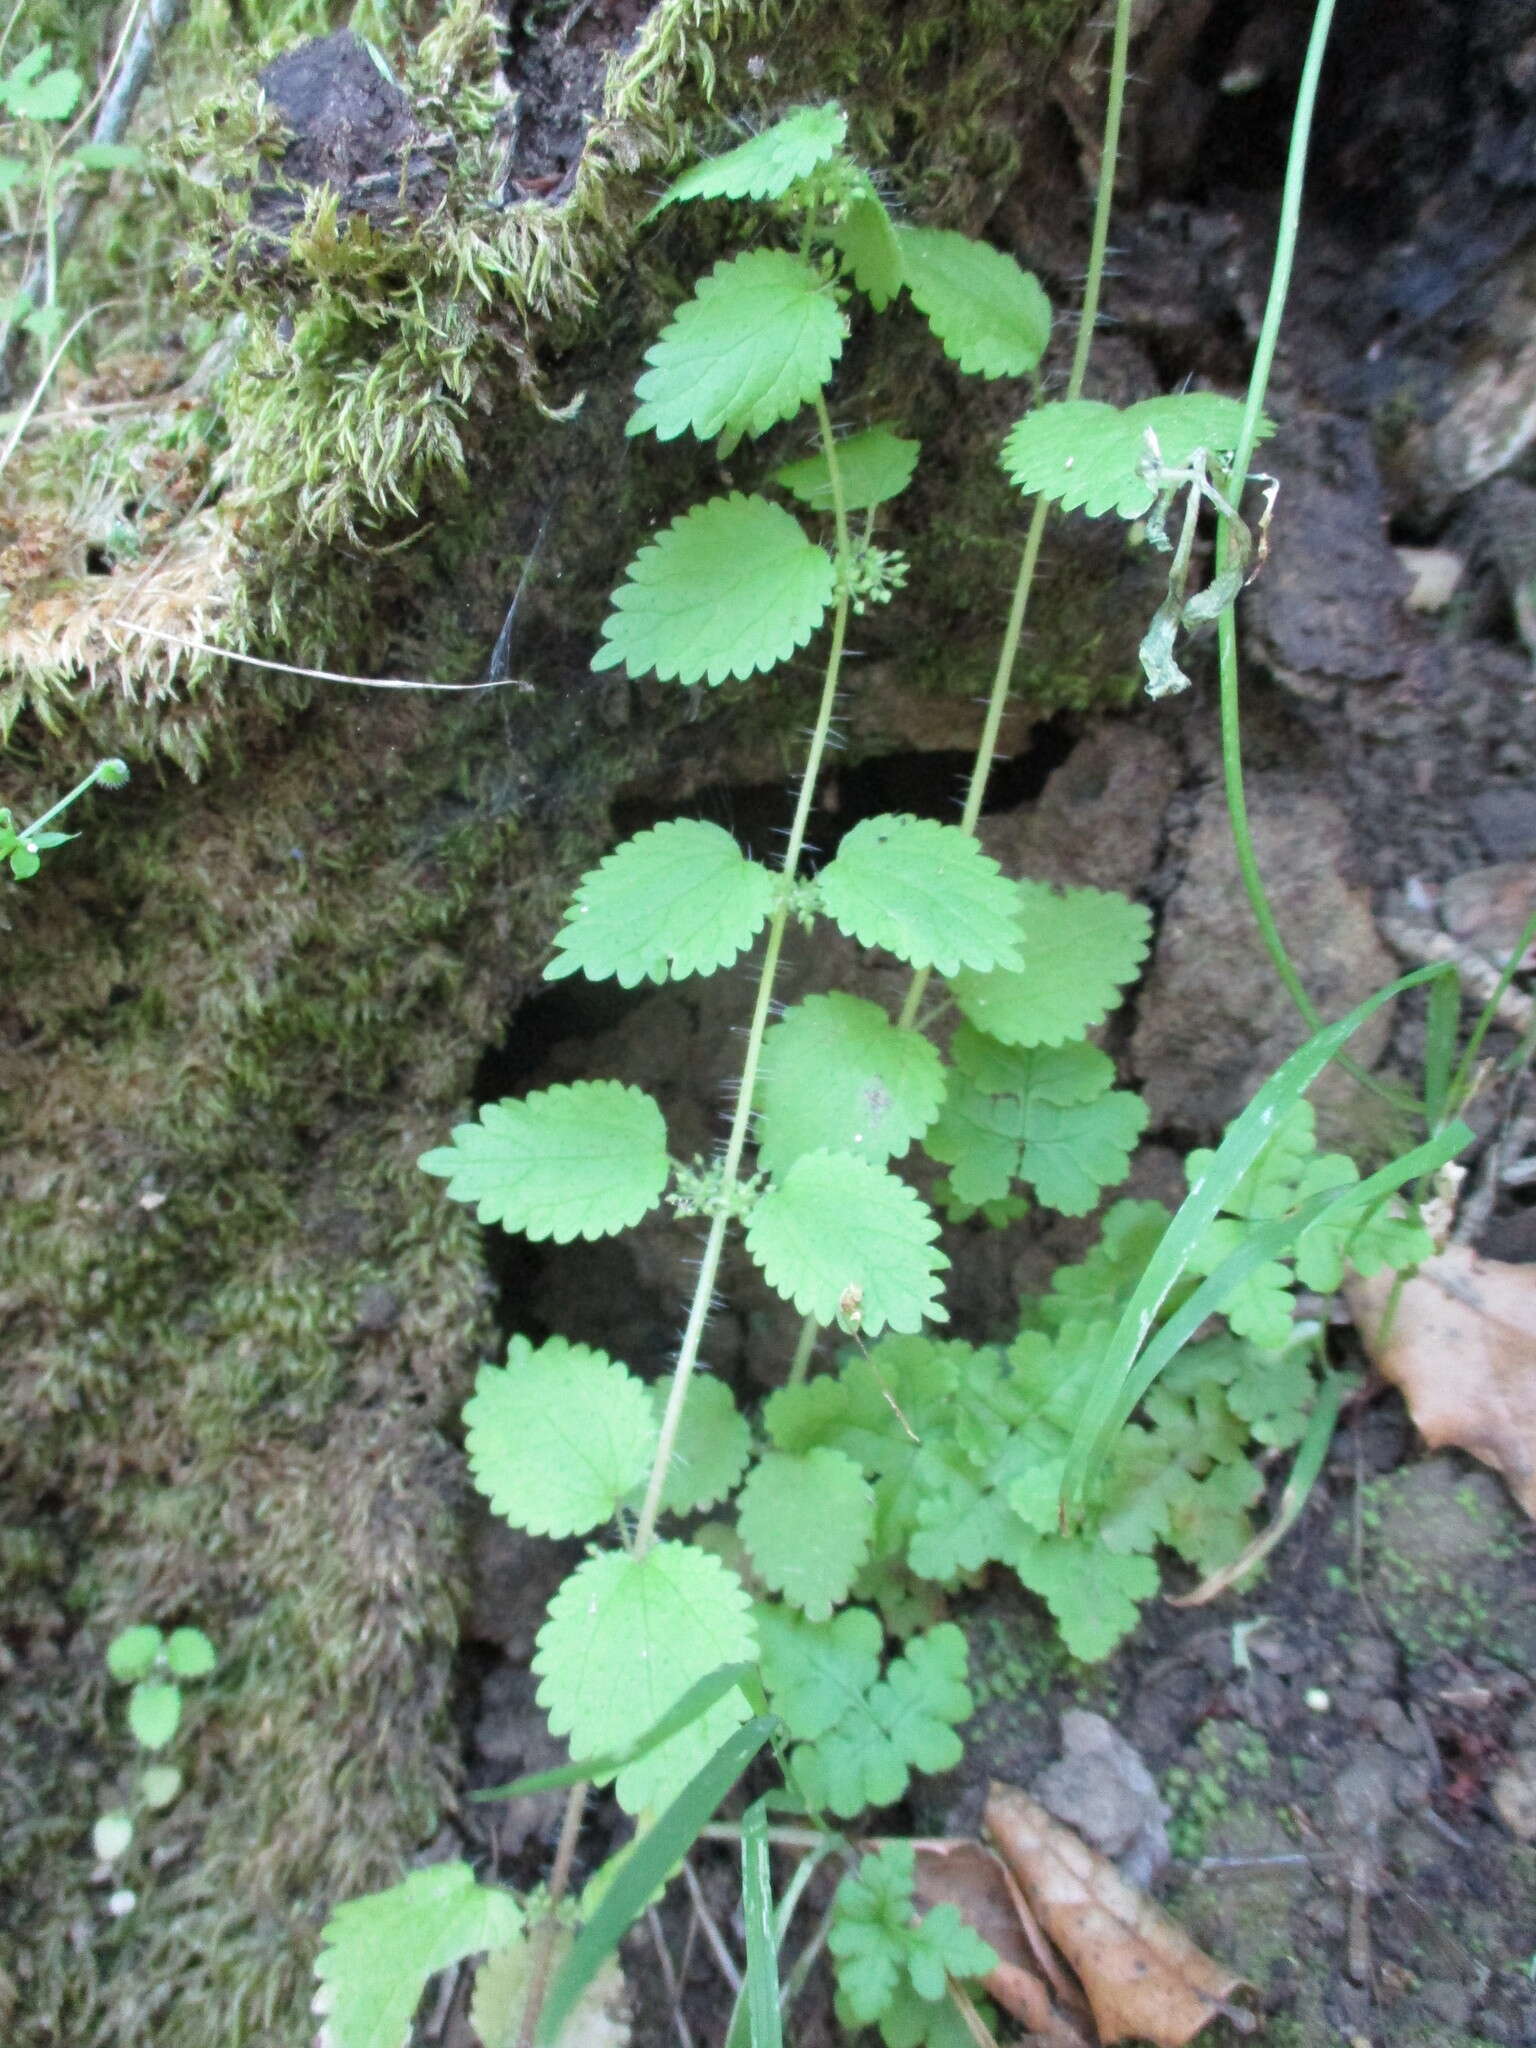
<box><xmin>252</xmin><ymin>1</ymin><xmax>1536</xmax><ymax>2042</ymax></box>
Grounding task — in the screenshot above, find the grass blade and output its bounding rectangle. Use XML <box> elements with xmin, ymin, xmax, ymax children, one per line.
<box><xmin>740</xmin><ymin>1798</ymin><xmax>783</xmax><ymax>2048</ymax></box>
<box><xmin>538</xmin><ymin>1717</ymin><xmax>777</xmax><ymax>2045</ymax></box>
<box><xmin>474</xmin><ymin>1663</ymin><xmax>760</xmax><ymax>1801</ymax></box>
<box><xmin>1422</xmin><ymin>964</ymin><xmax>1460</xmax><ymax>1129</ymax></box>
<box><xmin>1060</xmin><ymin>964</ymin><xmax>1460</xmax><ymax>1512</ymax></box>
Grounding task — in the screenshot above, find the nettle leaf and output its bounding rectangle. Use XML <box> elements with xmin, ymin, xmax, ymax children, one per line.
<box><xmin>824</xmin><ymin>182</ymin><xmax>904</xmax><ymax>310</ymax></box>
<box><xmin>1001</xmin><ymin>393</ymin><xmax>1271</xmax><ymax>520</ymax></box>
<box><xmin>816</xmin><ymin>815</ymin><xmax>1024</xmax><ymax>975</ymax></box>
<box><xmin>790</xmin><ymin>1624</ymin><xmax>971</xmax><ymax>1818</ymax></box>
<box><xmin>629</xmin><ymin>250</ymin><xmax>844</xmax><ymax>444</ymax></box>
<box><xmin>737</xmin><ymin>1447</ymin><xmax>874</xmax><ymax>1619</ymax></box>
<box><xmin>774</xmin><ymin>425</ymin><xmax>921</xmax><ymax>513</ymax></box>
<box><xmin>925</xmin><ymin>1030</ymin><xmax>1147</xmax><ymax>1217</ymax></box>
<box><xmin>546</xmin><ymin>820</ymin><xmax>775</xmax><ymax>987</ymax></box>
<box><xmin>830</xmin><ymin>1842</ymin><xmax>998</xmax><ymax>2030</ymax></box>
<box><xmin>949</xmin><ymin>880</ymin><xmax>1150</xmax><ymax>1047</ymax></box>
<box><xmin>465</xmin><ymin>1336</ymin><xmax>655</xmax><ymax>1537</ymax></box>
<box><xmin>651</xmin><ymin>103</ymin><xmax>848</xmax><ymax>211</ymax></box>
<box><xmin>534</xmin><ymin>1543</ymin><xmax>756</xmax><ymax>1814</ymax></box>
<box><xmin>756</xmin><ymin>993</ymin><xmax>945</xmax><ymax>1177</ymax></box>
<box><xmin>894</xmin><ymin>224</ymin><xmax>1050</xmax><ymax>378</ymax></box>
<box><xmin>315</xmin><ymin>1863</ymin><xmax>523</xmax><ymax>2048</ymax></box>
<box><xmin>420</xmin><ymin>1081</ymin><xmax>669</xmax><ymax>1243</ymax></box>
<box><xmin>745</xmin><ymin>1151</ymin><xmax>948</xmax><ymax>1336</ymax></box>
<box><xmin>651</xmin><ymin>1372</ymin><xmax>752</xmax><ymax>1516</ymax></box>
<box><xmin>1</xmin><ymin>49</ymin><xmax>82</xmax><ymax>123</ymax></box>
<box><xmin>755</xmin><ymin>1602</ymin><xmax>884</xmax><ymax>1742</ymax></box>
<box><xmin>593</xmin><ymin>493</ymin><xmax>834</xmax><ymax>686</ymax></box>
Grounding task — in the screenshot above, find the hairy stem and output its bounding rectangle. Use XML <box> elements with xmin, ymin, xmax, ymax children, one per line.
<box><xmin>514</xmin><ymin>1781</ymin><xmax>587</xmax><ymax>2048</ymax></box>
<box><xmin>895</xmin><ymin>0</ymin><xmax>1133</xmax><ymax>1036</ymax></box>
<box><xmin>633</xmin><ymin>390</ymin><xmax>854</xmax><ymax>1556</ymax></box>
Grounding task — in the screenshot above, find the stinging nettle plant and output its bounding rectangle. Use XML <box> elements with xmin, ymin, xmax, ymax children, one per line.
<box><xmin>316</xmin><ymin>67</ymin><xmax>1468</xmax><ymax>2048</ymax></box>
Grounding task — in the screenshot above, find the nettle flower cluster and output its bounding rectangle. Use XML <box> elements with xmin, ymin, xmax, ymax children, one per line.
<box><xmin>314</xmin><ymin>105</ymin><xmax>1439</xmax><ymax>2048</ymax></box>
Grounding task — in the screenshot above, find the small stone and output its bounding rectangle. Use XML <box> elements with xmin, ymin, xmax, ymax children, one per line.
<box><xmin>1366</xmin><ymin>1698</ymin><xmax>1421</xmax><ymax>1755</ymax></box>
<box><xmin>1417</xmin><ymin>1977</ymin><xmax>1475</xmax><ymax>2028</ymax></box>
<box><xmin>1491</xmin><ymin>1751</ymin><xmax>1536</xmax><ymax>1841</ymax></box>
<box><xmin>1471</xmin><ymin>785</ymin><xmax>1536</xmax><ymax>862</ymax></box>
<box><xmin>1305</xmin><ymin>1686</ymin><xmax>1331</xmax><ymax>1713</ymax></box>
<box><xmin>1032</xmin><ymin>1709</ymin><xmax>1171</xmax><ymax>1887</ymax></box>
<box><xmin>1346</xmin><ymin>1636</ymin><xmax>1399</xmax><ymax>1687</ymax></box>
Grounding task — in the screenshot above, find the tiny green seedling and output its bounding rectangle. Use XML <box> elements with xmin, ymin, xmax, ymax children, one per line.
<box><xmin>0</xmin><ymin>757</ymin><xmax>129</xmax><ymax>880</ymax></box>
<box><xmin>93</xmin><ymin>1622</ymin><xmax>217</xmax><ymax>1906</ymax></box>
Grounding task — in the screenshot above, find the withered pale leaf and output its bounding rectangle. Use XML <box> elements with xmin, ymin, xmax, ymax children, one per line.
<box><xmin>1346</xmin><ymin>1245</ymin><xmax>1536</xmax><ymax>1518</ymax></box>
<box><xmin>913</xmin><ymin>1840</ymin><xmax>1093</xmax><ymax>2047</ymax></box>
<box><xmin>984</xmin><ymin>1785</ymin><xmax>1251</xmax><ymax>2047</ymax></box>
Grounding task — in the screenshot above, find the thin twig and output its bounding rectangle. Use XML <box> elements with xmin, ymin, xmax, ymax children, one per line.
<box><xmin>645</xmin><ymin>1905</ymin><xmax>697</xmax><ymax>2048</ymax></box>
<box><xmin>107</xmin><ymin>619</ymin><xmax>532</xmax><ymax>692</ymax></box>
<box><xmin>1</xmin><ymin>0</ymin><xmax>189</xmax><ymax>397</ymax></box>
<box><xmin>680</xmin><ymin>1858</ymin><xmax>743</xmax><ymax>1993</ymax></box>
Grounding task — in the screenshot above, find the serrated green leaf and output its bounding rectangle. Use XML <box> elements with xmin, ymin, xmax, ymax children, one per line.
<box><xmin>832</xmin><ymin>1852</ymin><xmax>999</xmax><ymax>2038</ymax></box>
<box><xmin>547</xmin><ymin>820</ymin><xmax>775</xmax><ymax>988</ymax></box>
<box><xmin>1007</xmin><ymin>1532</ymin><xmax>1158</xmax><ymax>1661</ymax></box>
<box><xmin>894</xmin><ymin>225</ymin><xmax>1049</xmax><ymax>378</ymax></box>
<box><xmin>745</xmin><ymin>1151</ymin><xmax>948</xmax><ymax>1336</ymax></box>
<box><xmin>1000</xmin><ymin>393</ymin><xmax>1271</xmax><ymax>519</ymax></box>
<box><xmin>420</xmin><ymin>1081</ymin><xmax>669</xmax><ymax>1243</ymax></box>
<box><xmin>816</xmin><ymin>815</ymin><xmax>1024</xmax><ymax>975</ymax></box>
<box><xmin>948</xmin><ymin>880</ymin><xmax>1150</xmax><ymax>1047</ymax></box>
<box><xmin>737</xmin><ymin>1448</ymin><xmax>874</xmax><ymax>1619</ymax></box>
<box><xmin>651</xmin><ymin>104</ymin><xmax>847</xmax><ymax>211</ymax></box>
<box><xmin>755</xmin><ymin>1602</ymin><xmax>884</xmax><ymax>1742</ymax></box>
<box><xmin>69</xmin><ymin>141</ymin><xmax>144</xmax><ymax>171</ymax></box>
<box><xmin>106</xmin><ymin>1624</ymin><xmax>162</xmax><ymax>1682</ymax></box>
<box><xmin>315</xmin><ymin>1863</ymin><xmax>524</xmax><ymax>2048</ymax></box>
<box><xmin>773</xmin><ymin>426</ymin><xmax>920</xmax><ymax>514</ymax></box>
<box><xmin>789</xmin><ymin>1624</ymin><xmax>970</xmax><ymax>1817</ymax></box>
<box><xmin>471</xmin><ymin>1929</ymin><xmax>628</xmax><ymax>2048</ymax></box>
<box><xmin>1189</xmin><ymin>1218</ymin><xmax>1297</xmax><ymax>1347</ymax></box>
<box><xmin>127</xmin><ymin>1681</ymin><xmax>181</xmax><ymax>1750</ymax></box>
<box><xmin>2</xmin><ymin>57</ymin><xmax>81</xmax><ymax>122</ymax></box>
<box><xmin>652</xmin><ymin>1373</ymin><xmax>751</xmax><ymax>1515</ymax></box>
<box><xmin>466</xmin><ymin>1336</ymin><xmax>655</xmax><ymax>1537</ymax></box>
<box><xmin>164</xmin><ymin>1627</ymin><xmax>216</xmax><ymax>1679</ymax></box>
<box><xmin>756</xmin><ymin>994</ymin><xmax>944</xmax><ymax>1177</ymax></box>
<box><xmin>629</xmin><ymin>250</ymin><xmax>843</xmax><ymax>444</ymax></box>
<box><xmin>925</xmin><ymin>1031</ymin><xmax>1146</xmax><ymax>1216</ymax></box>
<box><xmin>1034</xmin><ymin>1199</ymin><xmax>1171</xmax><ymax>1332</ymax></box>
<box><xmin>823</xmin><ymin>182</ymin><xmax>904</xmax><ymax>310</ymax></box>
<box><xmin>534</xmin><ymin>1543</ymin><xmax>756</xmax><ymax>1815</ymax></box>
<box><xmin>593</xmin><ymin>493</ymin><xmax>834</xmax><ymax>686</ymax></box>
<box><xmin>1219</xmin><ymin>1332</ymin><xmax>1319</xmax><ymax>1449</ymax></box>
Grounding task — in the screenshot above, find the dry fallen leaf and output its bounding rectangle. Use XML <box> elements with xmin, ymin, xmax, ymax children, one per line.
<box><xmin>985</xmin><ymin>1785</ymin><xmax>1251</xmax><ymax>2047</ymax></box>
<box><xmin>912</xmin><ymin>1838</ymin><xmax>1093</xmax><ymax>2047</ymax></box>
<box><xmin>1346</xmin><ymin>1245</ymin><xmax>1536</xmax><ymax>1517</ymax></box>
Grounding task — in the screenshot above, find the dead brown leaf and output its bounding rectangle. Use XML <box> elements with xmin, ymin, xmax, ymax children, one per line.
<box><xmin>1346</xmin><ymin>1245</ymin><xmax>1536</xmax><ymax>1517</ymax></box>
<box><xmin>984</xmin><ymin>1785</ymin><xmax>1252</xmax><ymax>2047</ymax></box>
<box><xmin>912</xmin><ymin>1839</ymin><xmax>1093</xmax><ymax>2047</ymax></box>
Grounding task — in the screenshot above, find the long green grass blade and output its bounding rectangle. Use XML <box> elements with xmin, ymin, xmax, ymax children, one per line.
<box><xmin>474</xmin><ymin>1663</ymin><xmax>759</xmax><ymax>1801</ymax></box>
<box><xmin>1060</xmin><ymin>965</ymin><xmax>1460</xmax><ymax>1512</ymax></box>
<box><xmin>1065</xmin><ymin>1115</ymin><xmax>1468</xmax><ymax>1510</ymax></box>
<box><xmin>538</xmin><ymin>1717</ymin><xmax>777</xmax><ymax>2045</ymax></box>
<box><xmin>1422</xmin><ymin>966</ymin><xmax>1460</xmax><ymax>1129</ymax></box>
<box><xmin>740</xmin><ymin>1798</ymin><xmax>783</xmax><ymax>2048</ymax></box>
